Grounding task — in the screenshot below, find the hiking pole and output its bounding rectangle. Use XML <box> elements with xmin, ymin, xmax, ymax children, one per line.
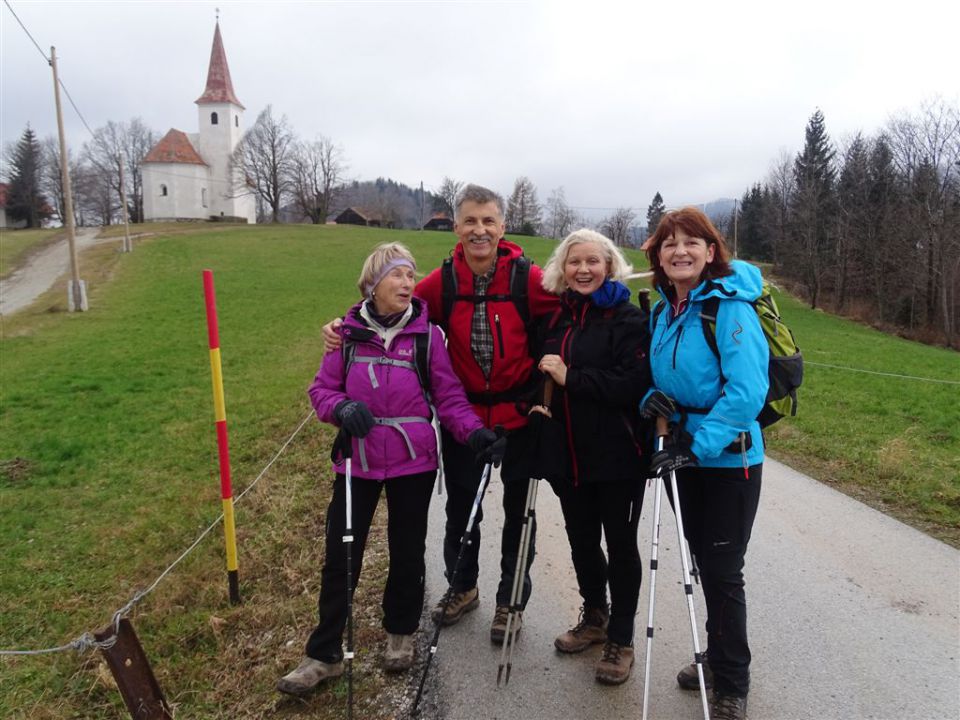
<box><xmin>658</xmin><ymin>417</ymin><xmax>710</xmax><ymax>720</ymax></box>
<box><xmin>411</xmin><ymin>461</ymin><xmax>495</xmax><ymax>716</ymax></box>
<box><xmin>497</xmin><ymin>476</ymin><xmax>539</xmax><ymax>686</ymax></box>
<box><xmin>340</xmin><ymin>432</ymin><xmax>356</xmax><ymax>720</ymax></box>
<box><xmin>497</xmin><ymin>380</ymin><xmax>553</xmax><ymax>687</ymax></box>
<box><xmin>641</xmin><ymin>450</ymin><xmax>665</xmax><ymax>720</ymax></box>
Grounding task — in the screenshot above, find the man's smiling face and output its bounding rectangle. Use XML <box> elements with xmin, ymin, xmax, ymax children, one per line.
<box><xmin>454</xmin><ymin>200</ymin><xmax>505</xmax><ymax>273</ymax></box>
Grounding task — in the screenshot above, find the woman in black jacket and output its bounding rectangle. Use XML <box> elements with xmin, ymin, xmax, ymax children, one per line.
<box><xmin>536</xmin><ymin>228</ymin><xmax>651</xmax><ymax>685</ymax></box>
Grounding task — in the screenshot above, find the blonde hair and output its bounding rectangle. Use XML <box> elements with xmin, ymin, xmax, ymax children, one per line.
<box><xmin>356</xmin><ymin>242</ymin><xmax>417</xmax><ymax>298</ymax></box>
<box><xmin>541</xmin><ymin>228</ymin><xmax>633</xmax><ymax>294</ymax></box>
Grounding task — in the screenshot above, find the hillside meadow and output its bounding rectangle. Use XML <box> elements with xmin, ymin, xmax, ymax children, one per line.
<box><xmin>0</xmin><ymin>223</ymin><xmax>957</xmax><ymax>718</ymax></box>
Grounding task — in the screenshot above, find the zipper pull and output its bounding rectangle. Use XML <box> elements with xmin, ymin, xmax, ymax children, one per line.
<box><xmin>741</xmin><ymin>433</ymin><xmax>749</xmax><ymax>479</ymax></box>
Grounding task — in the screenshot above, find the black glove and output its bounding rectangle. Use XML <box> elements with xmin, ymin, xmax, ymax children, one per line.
<box><xmin>467</xmin><ymin>428</ymin><xmax>507</xmax><ymax>468</ymax></box>
<box><xmin>650</xmin><ymin>431</ymin><xmax>698</xmax><ymax>476</ymax></box>
<box><xmin>334</xmin><ymin>400</ymin><xmax>375</xmax><ymax>439</ymax></box>
<box><xmin>641</xmin><ymin>390</ymin><xmax>677</xmax><ymax>419</ymax></box>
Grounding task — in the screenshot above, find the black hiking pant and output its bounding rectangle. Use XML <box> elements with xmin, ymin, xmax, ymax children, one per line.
<box><xmin>671</xmin><ymin>463</ymin><xmax>762</xmax><ymax>698</ymax></box>
<box><xmin>306</xmin><ymin>470</ymin><xmax>435</xmax><ymax>663</ymax></box>
<box><xmin>554</xmin><ymin>478</ymin><xmax>645</xmax><ymax>646</ymax></box>
<box><xmin>440</xmin><ymin>425</ymin><xmax>536</xmax><ymax>609</ymax></box>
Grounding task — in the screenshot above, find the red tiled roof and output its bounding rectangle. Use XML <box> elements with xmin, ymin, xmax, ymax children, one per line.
<box><xmin>142</xmin><ymin>129</ymin><xmax>207</xmax><ymax>165</ymax></box>
<box><xmin>195</xmin><ymin>22</ymin><xmax>244</xmax><ymax>108</ymax></box>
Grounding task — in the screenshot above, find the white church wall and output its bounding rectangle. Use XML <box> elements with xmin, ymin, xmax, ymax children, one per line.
<box><xmin>143</xmin><ymin>163</ymin><xmax>210</xmax><ymax>221</ymax></box>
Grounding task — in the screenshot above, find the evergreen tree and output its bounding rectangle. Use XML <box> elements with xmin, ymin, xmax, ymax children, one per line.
<box><xmin>6</xmin><ymin>126</ymin><xmax>51</xmax><ymax>228</ymax></box>
<box><xmin>866</xmin><ymin>135</ymin><xmax>900</xmax><ymax>321</ymax></box>
<box><xmin>789</xmin><ymin>109</ymin><xmax>837</xmax><ymax>308</ymax></box>
<box><xmin>738</xmin><ymin>183</ymin><xmax>769</xmax><ymax>260</ymax></box>
<box><xmin>646</xmin><ymin>191</ymin><xmax>666</xmax><ymax>235</ymax></box>
<box><xmin>835</xmin><ymin>133</ymin><xmax>871</xmax><ymax>310</ymax></box>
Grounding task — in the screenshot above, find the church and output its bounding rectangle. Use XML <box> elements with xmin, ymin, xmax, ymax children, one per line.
<box><xmin>142</xmin><ymin>22</ymin><xmax>256</xmax><ymax>223</ymax></box>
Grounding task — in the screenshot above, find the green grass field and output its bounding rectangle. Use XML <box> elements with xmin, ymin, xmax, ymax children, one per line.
<box><xmin>0</xmin><ymin>224</ymin><xmax>957</xmax><ymax>718</ymax></box>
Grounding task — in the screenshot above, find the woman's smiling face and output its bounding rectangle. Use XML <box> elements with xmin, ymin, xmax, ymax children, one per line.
<box><xmin>659</xmin><ymin>230</ymin><xmax>715</xmax><ymax>294</ymax></box>
<box><xmin>564</xmin><ymin>241</ymin><xmax>609</xmax><ymax>295</ymax></box>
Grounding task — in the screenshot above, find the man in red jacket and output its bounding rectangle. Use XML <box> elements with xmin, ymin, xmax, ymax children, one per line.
<box><xmin>325</xmin><ymin>184</ymin><xmax>557</xmax><ymax>643</ymax></box>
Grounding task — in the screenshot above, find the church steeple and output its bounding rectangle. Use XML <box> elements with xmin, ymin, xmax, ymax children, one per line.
<box><xmin>195</xmin><ymin>21</ymin><xmax>244</xmax><ymax>108</ymax></box>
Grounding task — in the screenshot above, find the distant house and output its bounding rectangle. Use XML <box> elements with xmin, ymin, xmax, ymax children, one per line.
<box><xmin>423</xmin><ymin>212</ymin><xmax>453</xmax><ymax>231</ymax></box>
<box><xmin>335</xmin><ymin>207</ymin><xmax>383</xmax><ymax>228</ymax></box>
<box><xmin>0</xmin><ymin>183</ymin><xmax>26</xmax><ymax>229</ymax></box>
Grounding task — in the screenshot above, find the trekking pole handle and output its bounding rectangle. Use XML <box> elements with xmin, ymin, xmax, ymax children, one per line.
<box><xmin>656</xmin><ymin>416</ymin><xmax>669</xmax><ymax>439</ymax></box>
<box><xmin>543</xmin><ymin>378</ymin><xmax>554</xmax><ymax>407</ymax></box>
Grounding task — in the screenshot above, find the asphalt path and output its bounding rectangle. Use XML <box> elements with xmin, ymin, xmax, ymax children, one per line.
<box><xmin>414</xmin><ymin>458</ymin><xmax>959</xmax><ymax>720</ymax></box>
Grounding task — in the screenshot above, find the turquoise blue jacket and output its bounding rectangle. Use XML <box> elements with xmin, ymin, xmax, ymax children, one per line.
<box><xmin>647</xmin><ymin>260</ymin><xmax>768</xmax><ymax>468</ymax></box>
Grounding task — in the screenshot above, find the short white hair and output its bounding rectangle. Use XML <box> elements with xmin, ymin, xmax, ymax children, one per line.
<box><xmin>356</xmin><ymin>242</ymin><xmax>417</xmax><ymax>297</ymax></box>
<box><xmin>541</xmin><ymin>228</ymin><xmax>633</xmax><ymax>294</ymax></box>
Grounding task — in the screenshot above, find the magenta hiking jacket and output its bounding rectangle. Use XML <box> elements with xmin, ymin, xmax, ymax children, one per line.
<box><xmin>309</xmin><ymin>298</ymin><xmax>483</xmax><ymax>480</ymax></box>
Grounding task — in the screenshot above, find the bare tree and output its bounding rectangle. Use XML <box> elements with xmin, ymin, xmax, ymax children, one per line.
<box><xmin>231</xmin><ymin>105</ymin><xmax>296</xmax><ymax>223</ymax></box>
<box><xmin>545</xmin><ymin>186</ymin><xmax>577</xmax><ymax>239</ymax></box>
<box><xmin>82</xmin><ymin>118</ymin><xmax>155</xmax><ymax>223</ymax></box>
<box><xmin>763</xmin><ymin>149</ymin><xmax>794</xmax><ymax>267</ymax></box>
<box><xmin>39</xmin><ymin>135</ymin><xmax>83</xmax><ymax>226</ymax></box>
<box><xmin>506</xmin><ymin>176</ymin><xmax>541</xmax><ymax>235</ymax></box>
<box><xmin>601</xmin><ymin>207</ymin><xmax>636</xmax><ymax>247</ymax></box>
<box><xmin>289</xmin><ymin>135</ymin><xmax>347</xmax><ymax>224</ymax></box>
<box><xmin>434</xmin><ymin>176</ymin><xmax>463</xmax><ymax>217</ymax></box>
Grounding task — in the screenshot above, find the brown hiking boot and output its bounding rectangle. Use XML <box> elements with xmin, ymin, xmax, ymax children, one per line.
<box><xmin>677</xmin><ymin>658</ymin><xmax>714</xmax><ymax>690</ymax></box>
<box><xmin>595</xmin><ymin>641</ymin><xmax>634</xmax><ymax>685</ymax></box>
<box><xmin>276</xmin><ymin>657</ymin><xmax>343</xmax><ymax>696</ymax></box>
<box><xmin>490</xmin><ymin>605</ymin><xmax>522</xmax><ymax>645</ymax></box>
<box><xmin>431</xmin><ymin>586</ymin><xmax>479</xmax><ymax>626</ymax></box>
<box><xmin>554</xmin><ymin>605</ymin><xmax>608</xmax><ymax>653</ymax></box>
<box><xmin>710</xmin><ymin>692</ymin><xmax>748</xmax><ymax>720</ymax></box>
<box><xmin>383</xmin><ymin>633</ymin><xmax>415</xmax><ymax>673</ymax></box>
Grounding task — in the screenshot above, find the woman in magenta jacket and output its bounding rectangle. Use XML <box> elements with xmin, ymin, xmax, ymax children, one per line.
<box><xmin>278</xmin><ymin>242</ymin><xmax>502</xmax><ymax>696</ymax></box>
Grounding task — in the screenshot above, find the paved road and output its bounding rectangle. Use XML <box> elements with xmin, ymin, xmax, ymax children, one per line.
<box><xmin>0</xmin><ymin>227</ymin><xmax>104</xmax><ymax>316</ymax></box>
<box><xmin>414</xmin><ymin>459</ymin><xmax>959</xmax><ymax>719</ymax></box>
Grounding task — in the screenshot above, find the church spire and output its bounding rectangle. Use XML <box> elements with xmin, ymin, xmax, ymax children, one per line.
<box><xmin>195</xmin><ymin>21</ymin><xmax>244</xmax><ymax>108</ymax></box>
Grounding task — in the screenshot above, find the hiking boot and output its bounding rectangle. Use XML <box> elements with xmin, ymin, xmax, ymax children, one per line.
<box><xmin>431</xmin><ymin>586</ymin><xmax>479</xmax><ymax>626</ymax></box>
<box><xmin>490</xmin><ymin>605</ymin><xmax>522</xmax><ymax>645</ymax></box>
<box><xmin>554</xmin><ymin>605</ymin><xmax>608</xmax><ymax>653</ymax></box>
<box><xmin>276</xmin><ymin>657</ymin><xmax>343</xmax><ymax>696</ymax></box>
<box><xmin>383</xmin><ymin>633</ymin><xmax>415</xmax><ymax>673</ymax></box>
<box><xmin>677</xmin><ymin>658</ymin><xmax>714</xmax><ymax>690</ymax></box>
<box><xmin>595</xmin><ymin>641</ymin><xmax>634</xmax><ymax>685</ymax></box>
<box><xmin>710</xmin><ymin>692</ymin><xmax>748</xmax><ymax>720</ymax></box>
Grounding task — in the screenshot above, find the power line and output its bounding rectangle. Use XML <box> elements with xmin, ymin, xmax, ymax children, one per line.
<box><xmin>3</xmin><ymin>0</ymin><xmax>48</xmax><ymax>62</ymax></box>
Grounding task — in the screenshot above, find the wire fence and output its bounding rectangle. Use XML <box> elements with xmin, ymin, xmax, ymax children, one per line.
<box><xmin>0</xmin><ymin>410</ymin><xmax>314</xmax><ymax>657</ymax></box>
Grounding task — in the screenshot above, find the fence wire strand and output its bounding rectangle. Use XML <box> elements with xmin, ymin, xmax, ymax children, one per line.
<box><xmin>0</xmin><ymin>410</ymin><xmax>315</xmax><ymax>657</ymax></box>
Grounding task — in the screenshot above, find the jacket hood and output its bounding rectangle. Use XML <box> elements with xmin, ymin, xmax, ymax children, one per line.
<box><xmin>658</xmin><ymin>260</ymin><xmax>763</xmax><ymax>305</ymax></box>
<box><xmin>341</xmin><ymin>296</ymin><xmax>429</xmax><ymax>342</ymax></box>
<box><xmin>453</xmin><ymin>237</ymin><xmax>524</xmax><ymax>265</ymax></box>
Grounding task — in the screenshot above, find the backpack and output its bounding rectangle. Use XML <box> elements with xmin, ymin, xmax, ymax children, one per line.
<box><xmin>440</xmin><ymin>254</ymin><xmax>531</xmax><ymax>329</ymax></box>
<box><xmin>653</xmin><ymin>283</ymin><xmax>803</xmax><ymax>428</ymax></box>
<box><xmin>341</xmin><ymin>330</ymin><xmax>433</xmax><ymax>411</ymax></box>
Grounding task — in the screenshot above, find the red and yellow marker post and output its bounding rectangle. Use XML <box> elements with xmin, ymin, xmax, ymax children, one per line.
<box><xmin>203</xmin><ymin>270</ymin><xmax>240</xmax><ymax>605</ymax></box>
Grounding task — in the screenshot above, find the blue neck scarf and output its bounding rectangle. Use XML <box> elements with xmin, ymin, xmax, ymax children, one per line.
<box><xmin>590</xmin><ymin>279</ymin><xmax>630</xmax><ymax>308</ymax></box>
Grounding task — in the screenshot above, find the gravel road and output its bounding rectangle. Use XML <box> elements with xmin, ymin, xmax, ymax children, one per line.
<box><xmin>412</xmin><ymin>458</ymin><xmax>959</xmax><ymax>720</ymax></box>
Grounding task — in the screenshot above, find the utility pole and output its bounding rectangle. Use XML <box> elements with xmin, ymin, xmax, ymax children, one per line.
<box><xmin>118</xmin><ymin>152</ymin><xmax>132</xmax><ymax>252</ymax></box>
<box><xmin>51</xmin><ymin>46</ymin><xmax>87</xmax><ymax>311</ymax></box>
<box><xmin>419</xmin><ymin>180</ymin><xmax>424</xmax><ymax>231</ymax></box>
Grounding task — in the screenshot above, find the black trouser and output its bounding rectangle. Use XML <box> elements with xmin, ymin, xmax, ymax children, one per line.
<box><xmin>671</xmin><ymin>463</ymin><xmax>762</xmax><ymax>698</ymax></box>
<box><xmin>440</xmin><ymin>425</ymin><xmax>536</xmax><ymax>609</ymax></box>
<box><xmin>554</xmin><ymin>479</ymin><xmax>644</xmax><ymax>646</ymax></box>
<box><xmin>305</xmin><ymin>470</ymin><xmax>435</xmax><ymax>663</ymax></box>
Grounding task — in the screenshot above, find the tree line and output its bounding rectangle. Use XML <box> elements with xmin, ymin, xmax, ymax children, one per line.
<box><xmin>734</xmin><ymin>99</ymin><xmax>959</xmax><ymax>347</ymax></box>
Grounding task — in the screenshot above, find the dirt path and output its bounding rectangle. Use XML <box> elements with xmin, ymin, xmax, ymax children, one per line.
<box><xmin>0</xmin><ymin>227</ymin><xmax>109</xmax><ymax>316</ymax></box>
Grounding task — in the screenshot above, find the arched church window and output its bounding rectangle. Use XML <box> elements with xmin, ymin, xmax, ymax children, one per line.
<box><xmin>235</xmin><ymin>116</ymin><xmax>239</xmax><ymax>127</ymax></box>
<box><xmin>211</xmin><ymin>112</ymin><xmax>219</xmax><ymax>125</ymax></box>
<box><xmin>202</xmin><ymin>188</ymin><xmax>208</xmax><ymax>208</ymax></box>
<box><xmin>160</xmin><ymin>184</ymin><xmax>168</xmax><ymax>197</ymax></box>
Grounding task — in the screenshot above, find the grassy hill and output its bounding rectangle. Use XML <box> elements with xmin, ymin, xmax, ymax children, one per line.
<box><xmin>1</xmin><ymin>224</ymin><xmax>957</xmax><ymax>718</ymax></box>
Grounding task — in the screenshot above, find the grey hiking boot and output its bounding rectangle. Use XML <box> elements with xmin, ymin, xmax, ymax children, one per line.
<box><xmin>710</xmin><ymin>692</ymin><xmax>748</xmax><ymax>720</ymax></box>
<box><xmin>677</xmin><ymin>658</ymin><xmax>714</xmax><ymax>690</ymax></box>
<box><xmin>431</xmin><ymin>586</ymin><xmax>479</xmax><ymax>626</ymax></box>
<box><xmin>276</xmin><ymin>657</ymin><xmax>343</xmax><ymax>696</ymax></box>
<box><xmin>383</xmin><ymin>633</ymin><xmax>415</xmax><ymax>672</ymax></box>
<box><xmin>554</xmin><ymin>605</ymin><xmax>608</xmax><ymax>653</ymax></box>
<box><xmin>490</xmin><ymin>605</ymin><xmax>522</xmax><ymax>645</ymax></box>
<box><xmin>595</xmin><ymin>641</ymin><xmax>634</xmax><ymax>685</ymax></box>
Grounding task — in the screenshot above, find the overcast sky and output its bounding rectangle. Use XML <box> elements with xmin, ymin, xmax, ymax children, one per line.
<box><xmin>3</xmin><ymin>0</ymin><xmax>958</xmax><ymax>217</ymax></box>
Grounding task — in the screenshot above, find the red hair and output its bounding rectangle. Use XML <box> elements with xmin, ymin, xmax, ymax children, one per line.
<box><xmin>645</xmin><ymin>207</ymin><xmax>732</xmax><ymax>292</ymax></box>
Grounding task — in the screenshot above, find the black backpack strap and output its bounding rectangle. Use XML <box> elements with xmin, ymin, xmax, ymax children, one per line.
<box><xmin>440</xmin><ymin>256</ymin><xmax>456</xmax><ymax>329</ymax></box>
<box><xmin>341</xmin><ymin>338</ymin><xmax>357</xmax><ymax>378</ymax></box>
<box><xmin>414</xmin><ymin>327</ymin><xmax>432</xmax><ymax>402</ymax></box>
<box><xmin>509</xmin><ymin>255</ymin><xmax>531</xmax><ymax>327</ymax></box>
<box><xmin>699</xmin><ymin>296</ymin><xmax>721</xmax><ymax>360</ymax></box>
<box><xmin>652</xmin><ymin>299</ymin><xmax>666</xmax><ymax>329</ymax></box>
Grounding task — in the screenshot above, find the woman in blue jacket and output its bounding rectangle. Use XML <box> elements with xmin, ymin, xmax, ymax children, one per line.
<box><xmin>641</xmin><ymin>207</ymin><xmax>767</xmax><ymax>720</ymax></box>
